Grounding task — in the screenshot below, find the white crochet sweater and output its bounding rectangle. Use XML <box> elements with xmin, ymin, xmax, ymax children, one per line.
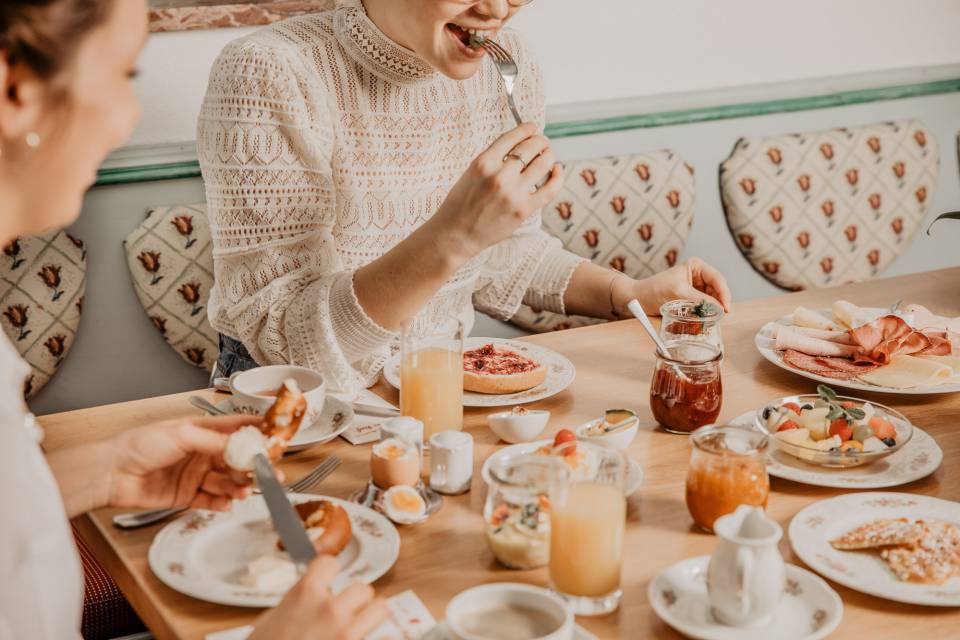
<box><xmin>197</xmin><ymin>1</ymin><xmax>584</xmax><ymax>394</ymax></box>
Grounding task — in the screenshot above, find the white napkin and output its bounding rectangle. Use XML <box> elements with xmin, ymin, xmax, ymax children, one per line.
<box><xmin>336</xmin><ymin>388</ymin><xmax>397</xmax><ymax>445</ymax></box>
<box><xmin>205</xmin><ymin>590</ymin><xmax>435</xmax><ymax>640</ymax></box>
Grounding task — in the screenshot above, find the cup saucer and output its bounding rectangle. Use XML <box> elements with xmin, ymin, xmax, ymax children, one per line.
<box><xmin>421</xmin><ymin>621</ymin><xmax>597</xmax><ymax>640</ymax></box>
<box><xmin>648</xmin><ymin>556</ymin><xmax>842</xmax><ymax>640</ymax></box>
<box><xmin>215</xmin><ymin>395</ymin><xmax>353</xmax><ymax>452</ymax></box>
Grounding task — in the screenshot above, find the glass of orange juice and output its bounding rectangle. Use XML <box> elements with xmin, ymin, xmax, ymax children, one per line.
<box><xmin>400</xmin><ymin>318</ymin><xmax>464</xmax><ymax>445</ymax></box>
<box><xmin>548</xmin><ymin>441</ymin><xmax>628</xmax><ymax>615</ymax></box>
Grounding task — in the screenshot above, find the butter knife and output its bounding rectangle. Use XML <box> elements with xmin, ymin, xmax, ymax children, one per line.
<box><xmin>254</xmin><ymin>453</ymin><xmax>316</xmax><ymax>569</ymax></box>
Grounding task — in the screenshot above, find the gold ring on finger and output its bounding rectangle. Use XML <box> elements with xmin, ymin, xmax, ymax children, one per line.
<box><xmin>503</xmin><ymin>152</ymin><xmax>526</xmax><ymax>167</ymax></box>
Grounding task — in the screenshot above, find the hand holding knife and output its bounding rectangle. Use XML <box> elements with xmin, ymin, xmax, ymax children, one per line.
<box><xmin>254</xmin><ymin>453</ymin><xmax>316</xmax><ymax>570</ymax></box>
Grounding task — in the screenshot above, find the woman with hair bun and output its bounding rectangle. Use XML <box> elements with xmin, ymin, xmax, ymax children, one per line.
<box><xmin>0</xmin><ymin>2</ymin><xmax>387</xmax><ymax>637</ymax></box>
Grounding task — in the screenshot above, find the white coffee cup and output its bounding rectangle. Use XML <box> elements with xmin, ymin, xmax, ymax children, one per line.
<box><xmin>229</xmin><ymin>365</ymin><xmax>327</xmax><ymax>425</ymax></box>
<box><xmin>429</xmin><ymin>431</ymin><xmax>473</xmax><ymax>495</ymax></box>
<box><xmin>446</xmin><ymin>582</ymin><xmax>573</xmax><ymax>640</ymax></box>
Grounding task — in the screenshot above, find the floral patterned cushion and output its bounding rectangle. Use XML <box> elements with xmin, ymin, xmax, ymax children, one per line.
<box><xmin>124</xmin><ymin>204</ymin><xmax>218</xmax><ymax>371</ymax></box>
<box><xmin>511</xmin><ymin>150</ymin><xmax>695</xmax><ymax>332</ymax></box>
<box><xmin>0</xmin><ymin>231</ymin><xmax>85</xmax><ymax>398</ymax></box>
<box><xmin>720</xmin><ymin>119</ymin><xmax>938</xmax><ymax>290</ymax></box>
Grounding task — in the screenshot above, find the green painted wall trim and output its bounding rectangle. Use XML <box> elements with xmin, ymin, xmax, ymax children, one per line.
<box><xmin>94</xmin><ymin>77</ymin><xmax>960</xmax><ymax>187</ymax></box>
<box><xmin>544</xmin><ymin>77</ymin><xmax>960</xmax><ymax>139</ymax></box>
<box><xmin>96</xmin><ymin>161</ymin><xmax>205</xmax><ymax>186</ymax></box>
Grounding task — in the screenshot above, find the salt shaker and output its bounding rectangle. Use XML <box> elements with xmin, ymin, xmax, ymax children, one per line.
<box><xmin>429</xmin><ymin>431</ymin><xmax>473</xmax><ymax>495</ymax></box>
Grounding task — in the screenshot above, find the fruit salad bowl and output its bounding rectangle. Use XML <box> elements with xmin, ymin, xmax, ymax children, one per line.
<box><xmin>754</xmin><ymin>387</ymin><xmax>913</xmax><ymax>468</ymax></box>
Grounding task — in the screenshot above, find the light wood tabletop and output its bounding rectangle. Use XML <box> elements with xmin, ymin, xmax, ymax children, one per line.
<box><xmin>40</xmin><ymin>267</ymin><xmax>960</xmax><ymax>640</ymax></box>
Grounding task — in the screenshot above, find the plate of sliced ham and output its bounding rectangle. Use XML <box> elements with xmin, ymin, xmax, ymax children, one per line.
<box><xmin>755</xmin><ymin>301</ymin><xmax>960</xmax><ymax>394</ymax></box>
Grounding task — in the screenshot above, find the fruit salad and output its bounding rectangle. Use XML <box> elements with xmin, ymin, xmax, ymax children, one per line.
<box><xmin>759</xmin><ymin>385</ymin><xmax>907</xmax><ymax>466</ymax></box>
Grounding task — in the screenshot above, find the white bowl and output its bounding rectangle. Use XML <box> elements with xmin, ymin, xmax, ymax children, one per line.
<box><xmin>229</xmin><ymin>365</ymin><xmax>327</xmax><ymax>418</ymax></box>
<box><xmin>575</xmin><ymin>414</ymin><xmax>639</xmax><ymax>451</ymax></box>
<box><xmin>487</xmin><ymin>409</ymin><xmax>550</xmax><ymax>444</ymax></box>
<box><xmin>446</xmin><ymin>582</ymin><xmax>573</xmax><ymax>640</ymax></box>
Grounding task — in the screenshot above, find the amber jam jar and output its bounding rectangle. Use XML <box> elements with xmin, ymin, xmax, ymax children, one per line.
<box><xmin>649</xmin><ymin>340</ymin><xmax>722</xmax><ymax>434</ymax></box>
<box><xmin>685</xmin><ymin>425</ymin><xmax>770</xmax><ymax>533</ymax></box>
<box><xmin>659</xmin><ymin>299</ymin><xmax>724</xmax><ymax>353</ymax></box>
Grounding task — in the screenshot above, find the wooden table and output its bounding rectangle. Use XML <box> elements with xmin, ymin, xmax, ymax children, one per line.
<box><xmin>40</xmin><ymin>268</ymin><xmax>960</xmax><ymax>639</ymax></box>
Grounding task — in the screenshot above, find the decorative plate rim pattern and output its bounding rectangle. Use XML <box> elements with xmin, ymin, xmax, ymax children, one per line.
<box><xmin>648</xmin><ymin>555</ymin><xmax>843</xmax><ymax>640</ymax></box>
<box><xmin>216</xmin><ymin>395</ymin><xmax>354</xmax><ymax>452</ymax></box>
<box><xmin>729</xmin><ymin>410</ymin><xmax>942</xmax><ymax>489</ymax></box>
<box><xmin>479</xmin><ymin>439</ymin><xmax>644</xmax><ymax>497</ymax></box>
<box><xmin>383</xmin><ymin>337</ymin><xmax>576</xmax><ymax>407</ymax></box>
<box><xmin>148</xmin><ymin>493</ymin><xmax>399</xmax><ymax>608</ymax></box>
<box><xmin>755</xmin><ymin>308</ymin><xmax>960</xmax><ymax>395</ymax></box>
<box><xmin>788</xmin><ymin>492</ymin><xmax>960</xmax><ymax>606</ymax></box>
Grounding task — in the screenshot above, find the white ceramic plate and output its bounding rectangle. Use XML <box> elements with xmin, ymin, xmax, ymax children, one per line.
<box><xmin>383</xmin><ymin>337</ymin><xmax>576</xmax><ymax>408</ymax></box>
<box><xmin>216</xmin><ymin>395</ymin><xmax>353</xmax><ymax>452</ymax></box>
<box><xmin>149</xmin><ymin>494</ymin><xmax>399</xmax><ymax>608</ymax></box>
<box><xmin>789</xmin><ymin>492</ymin><xmax>960</xmax><ymax>606</ymax></box>
<box><xmin>729</xmin><ymin>410</ymin><xmax>942</xmax><ymax>489</ymax></box>
<box><xmin>754</xmin><ymin>308</ymin><xmax>960</xmax><ymax>395</ymax></box>
<box><xmin>480</xmin><ymin>440</ymin><xmax>644</xmax><ymax>497</ymax></box>
<box><xmin>648</xmin><ymin>556</ymin><xmax>842</xmax><ymax>640</ymax></box>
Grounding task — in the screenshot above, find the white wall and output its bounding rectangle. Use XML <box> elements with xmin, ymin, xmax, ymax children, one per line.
<box><xmin>130</xmin><ymin>0</ymin><xmax>960</xmax><ymax>146</ymax></box>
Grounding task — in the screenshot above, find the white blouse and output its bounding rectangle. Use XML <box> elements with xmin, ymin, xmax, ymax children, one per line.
<box><xmin>198</xmin><ymin>2</ymin><xmax>585</xmax><ymax>396</ymax></box>
<box><xmin>0</xmin><ymin>333</ymin><xmax>82</xmax><ymax>638</ymax></box>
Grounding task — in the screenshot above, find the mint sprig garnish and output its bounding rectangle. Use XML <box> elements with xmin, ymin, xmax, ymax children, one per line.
<box><xmin>817</xmin><ymin>385</ymin><xmax>865</xmax><ymax>422</ymax></box>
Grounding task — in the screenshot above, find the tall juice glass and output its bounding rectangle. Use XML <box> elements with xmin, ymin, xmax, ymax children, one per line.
<box><xmin>400</xmin><ymin>318</ymin><xmax>464</xmax><ymax>444</ymax></box>
<box><xmin>548</xmin><ymin>442</ymin><xmax>628</xmax><ymax>615</ymax></box>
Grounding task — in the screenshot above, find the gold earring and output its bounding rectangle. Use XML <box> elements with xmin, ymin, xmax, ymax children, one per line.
<box><xmin>25</xmin><ymin>132</ymin><xmax>40</xmax><ymax>148</ymax></box>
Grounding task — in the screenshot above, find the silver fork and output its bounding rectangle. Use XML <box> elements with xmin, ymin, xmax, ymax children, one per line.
<box><xmin>112</xmin><ymin>455</ymin><xmax>342</xmax><ymax>529</ymax></box>
<box><xmin>480</xmin><ymin>39</ymin><xmax>522</xmax><ymax>125</ymax></box>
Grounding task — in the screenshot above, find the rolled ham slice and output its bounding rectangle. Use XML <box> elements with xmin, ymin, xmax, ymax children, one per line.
<box><xmin>775</xmin><ymin>326</ymin><xmax>860</xmax><ymax>358</ymax></box>
<box><xmin>774</xmin><ymin>325</ymin><xmax>854</xmax><ymax>344</ymax></box>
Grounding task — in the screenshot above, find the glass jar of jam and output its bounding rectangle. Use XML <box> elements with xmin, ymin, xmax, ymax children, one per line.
<box><xmin>649</xmin><ymin>340</ymin><xmax>722</xmax><ymax>434</ymax></box>
<box><xmin>685</xmin><ymin>425</ymin><xmax>769</xmax><ymax>533</ymax></box>
<box><xmin>483</xmin><ymin>455</ymin><xmax>559</xmax><ymax>570</ymax></box>
<box><xmin>659</xmin><ymin>299</ymin><xmax>724</xmax><ymax>353</ymax></box>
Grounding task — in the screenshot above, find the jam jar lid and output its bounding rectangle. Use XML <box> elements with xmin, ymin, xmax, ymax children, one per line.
<box><xmin>690</xmin><ymin>425</ymin><xmax>768</xmax><ymax>455</ymax></box>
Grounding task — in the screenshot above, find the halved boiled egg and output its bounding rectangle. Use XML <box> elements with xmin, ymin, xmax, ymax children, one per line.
<box><xmin>382</xmin><ymin>485</ymin><xmax>427</xmax><ymax>525</ymax></box>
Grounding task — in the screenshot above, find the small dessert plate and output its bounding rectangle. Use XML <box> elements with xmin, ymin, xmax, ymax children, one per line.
<box><xmin>649</xmin><ymin>556</ymin><xmax>842</xmax><ymax>640</ymax></box>
<box><xmin>730</xmin><ymin>411</ymin><xmax>942</xmax><ymax>489</ymax></box>
<box><xmin>216</xmin><ymin>395</ymin><xmax>354</xmax><ymax>452</ymax></box>
<box><xmin>481</xmin><ymin>440</ymin><xmax>644</xmax><ymax>497</ymax></box>
<box><xmin>789</xmin><ymin>492</ymin><xmax>960</xmax><ymax>606</ymax></box>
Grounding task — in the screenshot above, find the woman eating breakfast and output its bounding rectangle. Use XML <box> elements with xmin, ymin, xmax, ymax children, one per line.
<box><xmin>198</xmin><ymin>0</ymin><xmax>732</xmax><ymax>392</ymax></box>
<box><xmin>0</xmin><ymin>1</ymin><xmax>387</xmax><ymax>637</ymax></box>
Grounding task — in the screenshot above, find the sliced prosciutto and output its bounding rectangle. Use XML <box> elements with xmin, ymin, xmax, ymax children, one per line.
<box><xmin>775</xmin><ymin>326</ymin><xmax>860</xmax><ymax>358</ymax></box>
<box><xmin>849</xmin><ymin>315</ymin><xmax>953</xmax><ymax>365</ymax></box>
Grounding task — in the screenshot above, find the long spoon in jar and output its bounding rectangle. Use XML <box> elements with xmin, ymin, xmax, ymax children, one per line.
<box><xmin>627</xmin><ymin>298</ymin><xmax>691</xmax><ymax>383</ymax></box>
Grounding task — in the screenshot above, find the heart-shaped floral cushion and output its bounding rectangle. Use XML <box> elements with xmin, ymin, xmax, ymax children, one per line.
<box><xmin>721</xmin><ymin>119</ymin><xmax>938</xmax><ymax>290</ymax></box>
<box><xmin>511</xmin><ymin>150</ymin><xmax>695</xmax><ymax>332</ymax></box>
<box><xmin>124</xmin><ymin>204</ymin><xmax>218</xmax><ymax>371</ymax></box>
<box><xmin>0</xmin><ymin>231</ymin><xmax>86</xmax><ymax>398</ymax></box>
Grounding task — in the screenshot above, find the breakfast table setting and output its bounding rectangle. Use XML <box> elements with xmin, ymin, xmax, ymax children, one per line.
<box><xmin>39</xmin><ymin>266</ymin><xmax>960</xmax><ymax>640</ymax></box>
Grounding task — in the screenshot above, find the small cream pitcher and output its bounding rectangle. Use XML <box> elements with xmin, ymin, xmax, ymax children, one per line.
<box><xmin>706</xmin><ymin>505</ymin><xmax>786</xmax><ymax>627</ymax></box>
